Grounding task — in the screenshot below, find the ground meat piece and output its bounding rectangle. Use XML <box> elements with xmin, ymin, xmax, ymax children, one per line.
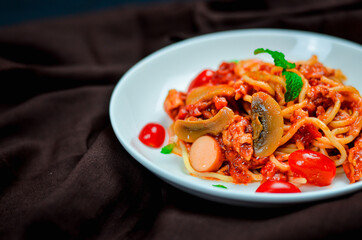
<box><xmin>234</xmin><ymin>80</ymin><xmax>251</xmax><ymax>100</ymax></box>
<box><xmin>306</xmin><ymin>85</ymin><xmax>334</xmax><ymax>114</ymax></box>
<box><xmin>261</xmin><ymin>160</ymin><xmax>288</xmax><ymax>182</ymax></box>
<box><xmin>164</xmin><ymin>89</ymin><xmax>186</xmax><ymax>120</ymax></box>
<box><xmin>211</xmin><ymin>62</ymin><xmax>237</xmax><ymax>84</ymax></box>
<box><xmin>294</xmin><ymin>124</ymin><xmax>322</xmax><ymax>147</ymax></box>
<box><xmin>343</xmin><ymin>135</ymin><xmax>362</xmax><ymax>183</ymax></box>
<box><xmin>290</xmin><ymin>109</ymin><xmax>321</xmax><ymax>147</ymax></box>
<box><xmin>290</xmin><ymin>108</ymin><xmax>308</xmax><ymax>123</ymax></box>
<box><xmin>228</xmin><ymin>157</ymin><xmax>252</xmax><ymax>183</ymax></box>
<box><xmin>222</xmin><ymin>115</ymin><xmax>253</xmax><ymax>161</ymax></box>
<box><xmin>176</xmin><ymin>107</ymin><xmax>188</xmax><ymax>120</ymax></box>
<box><xmin>249</xmin><ymin>156</ymin><xmax>269</xmax><ymax>169</ymax></box>
<box><xmin>297</xmin><ymin>60</ymin><xmax>333</xmax><ymax>80</ymax></box>
<box><xmin>212</xmin><ymin>95</ymin><xmax>228</xmax><ymax>110</ymax></box>
<box><xmin>185</xmin><ymin>100</ymin><xmax>213</xmax><ymax>118</ymax></box>
<box><xmin>316</xmin><ymin>106</ymin><xmax>326</xmax><ymax>119</ymax></box>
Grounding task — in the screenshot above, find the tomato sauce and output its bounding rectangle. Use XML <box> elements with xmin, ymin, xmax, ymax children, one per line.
<box><xmin>293</xmin><ymin>123</ymin><xmax>322</xmax><ymax>147</ymax></box>
<box><xmin>162</xmin><ymin>55</ymin><xmax>362</xmax><ymax>186</ymax></box>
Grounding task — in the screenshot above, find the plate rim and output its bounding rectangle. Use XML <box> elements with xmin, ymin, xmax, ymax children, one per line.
<box><xmin>109</xmin><ymin>28</ymin><xmax>362</xmax><ymax>205</ymax></box>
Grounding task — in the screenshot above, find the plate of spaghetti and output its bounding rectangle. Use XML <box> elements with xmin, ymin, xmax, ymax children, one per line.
<box><xmin>109</xmin><ymin>29</ymin><xmax>362</xmax><ymax>206</ymax></box>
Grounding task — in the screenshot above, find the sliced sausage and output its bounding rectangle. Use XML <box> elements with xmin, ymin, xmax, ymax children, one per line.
<box><xmin>189</xmin><ymin>136</ymin><xmax>223</xmax><ymax>172</ymax></box>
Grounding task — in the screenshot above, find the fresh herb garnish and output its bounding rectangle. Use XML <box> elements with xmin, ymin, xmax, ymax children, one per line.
<box><xmin>254</xmin><ymin>48</ymin><xmax>296</xmax><ymax>69</ymax></box>
<box><xmin>254</xmin><ymin>48</ymin><xmax>303</xmax><ymax>102</ymax></box>
<box><xmin>283</xmin><ymin>71</ymin><xmax>304</xmax><ymax>102</ymax></box>
<box><xmin>212</xmin><ymin>184</ymin><xmax>227</xmax><ymax>189</ymax></box>
<box><xmin>160</xmin><ymin>143</ymin><xmax>175</xmax><ymax>154</ymax></box>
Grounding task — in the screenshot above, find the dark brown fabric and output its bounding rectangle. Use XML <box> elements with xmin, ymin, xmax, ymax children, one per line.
<box><xmin>1</xmin><ymin>0</ymin><xmax>362</xmax><ymax>239</ymax></box>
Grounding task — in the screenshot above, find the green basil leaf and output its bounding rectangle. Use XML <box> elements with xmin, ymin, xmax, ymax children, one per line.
<box><xmin>161</xmin><ymin>143</ymin><xmax>175</xmax><ymax>154</ymax></box>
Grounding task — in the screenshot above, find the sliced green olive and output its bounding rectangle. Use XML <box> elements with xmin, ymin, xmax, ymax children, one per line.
<box><xmin>251</xmin><ymin>92</ymin><xmax>283</xmax><ymax>157</ymax></box>
<box><xmin>174</xmin><ymin>107</ymin><xmax>234</xmax><ymax>142</ymax></box>
<box><xmin>186</xmin><ymin>85</ymin><xmax>235</xmax><ymax>105</ymax></box>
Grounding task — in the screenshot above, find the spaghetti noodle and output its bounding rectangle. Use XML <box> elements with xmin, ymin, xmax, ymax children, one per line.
<box><xmin>163</xmin><ymin>54</ymin><xmax>362</xmax><ymax>186</ymax></box>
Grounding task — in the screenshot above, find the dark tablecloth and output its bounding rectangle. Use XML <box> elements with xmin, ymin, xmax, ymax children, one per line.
<box><xmin>1</xmin><ymin>0</ymin><xmax>362</xmax><ymax>239</ymax></box>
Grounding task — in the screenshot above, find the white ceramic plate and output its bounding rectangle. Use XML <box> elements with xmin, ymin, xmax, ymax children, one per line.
<box><xmin>109</xmin><ymin>29</ymin><xmax>362</xmax><ymax>206</ymax></box>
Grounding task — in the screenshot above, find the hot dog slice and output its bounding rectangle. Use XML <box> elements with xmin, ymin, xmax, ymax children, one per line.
<box><xmin>189</xmin><ymin>135</ymin><xmax>223</xmax><ymax>172</ymax></box>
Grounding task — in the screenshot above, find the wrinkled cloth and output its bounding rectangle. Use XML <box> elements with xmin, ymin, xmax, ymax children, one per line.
<box><xmin>1</xmin><ymin>0</ymin><xmax>362</xmax><ymax>239</ymax></box>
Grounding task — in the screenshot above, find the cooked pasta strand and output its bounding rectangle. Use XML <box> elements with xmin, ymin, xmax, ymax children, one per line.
<box><xmin>280</xmin><ymin>117</ymin><xmax>347</xmax><ymax>165</ymax></box>
<box><xmin>163</xmin><ymin>55</ymin><xmax>362</xmax><ymax>187</ymax></box>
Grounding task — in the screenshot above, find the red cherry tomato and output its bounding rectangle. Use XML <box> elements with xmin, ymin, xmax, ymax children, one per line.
<box><xmin>288</xmin><ymin>150</ymin><xmax>336</xmax><ymax>186</ymax></box>
<box><xmin>256</xmin><ymin>180</ymin><xmax>301</xmax><ymax>193</ymax></box>
<box><xmin>187</xmin><ymin>69</ymin><xmax>215</xmax><ymax>92</ymax></box>
<box><xmin>138</xmin><ymin>123</ymin><xmax>165</xmax><ymax>148</ymax></box>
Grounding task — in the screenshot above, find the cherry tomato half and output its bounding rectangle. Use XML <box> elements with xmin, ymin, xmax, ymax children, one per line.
<box><xmin>256</xmin><ymin>180</ymin><xmax>301</xmax><ymax>193</ymax></box>
<box><xmin>288</xmin><ymin>150</ymin><xmax>336</xmax><ymax>186</ymax></box>
<box><xmin>187</xmin><ymin>69</ymin><xmax>215</xmax><ymax>92</ymax></box>
<box><xmin>138</xmin><ymin>123</ymin><xmax>165</xmax><ymax>148</ymax></box>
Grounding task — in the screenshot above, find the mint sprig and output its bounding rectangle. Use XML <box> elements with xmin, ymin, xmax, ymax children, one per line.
<box><xmin>161</xmin><ymin>143</ymin><xmax>175</xmax><ymax>154</ymax></box>
<box><xmin>254</xmin><ymin>48</ymin><xmax>303</xmax><ymax>102</ymax></box>
<box><xmin>283</xmin><ymin>71</ymin><xmax>304</xmax><ymax>102</ymax></box>
<box><xmin>254</xmin><ymin>48</ymin><xmax>296</xmax><ymax>69</ymax></box>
